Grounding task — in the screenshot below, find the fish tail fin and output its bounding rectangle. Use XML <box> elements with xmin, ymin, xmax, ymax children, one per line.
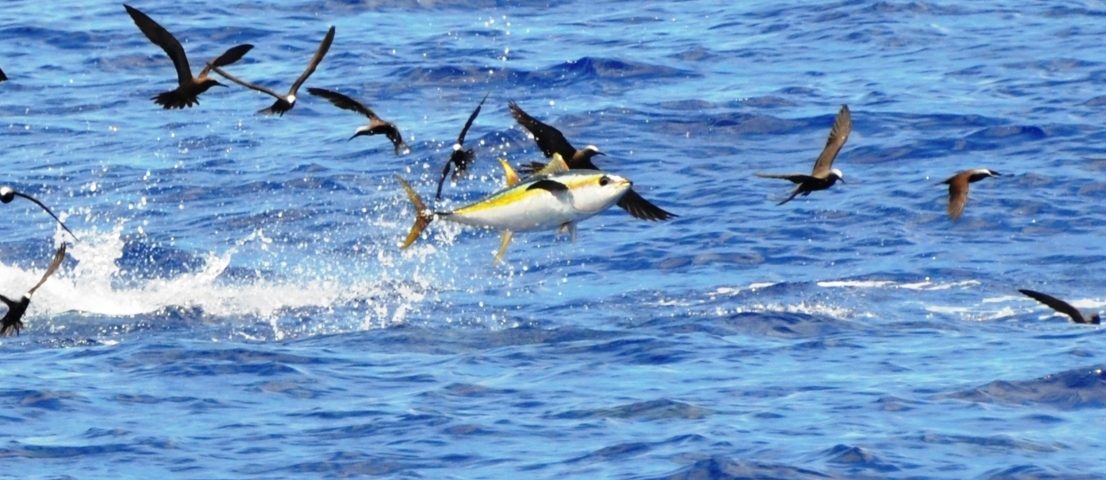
<box><xmin>396</xmin><ymin>176</ymin><xmax>434</xmax><ymax>249</ymax></box>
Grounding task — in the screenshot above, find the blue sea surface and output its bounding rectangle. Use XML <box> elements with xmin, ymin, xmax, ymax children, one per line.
<box><xmin>2</xmin><ymin>1</ymin><xmax>1106</xmax><ymax>478</ymax></box>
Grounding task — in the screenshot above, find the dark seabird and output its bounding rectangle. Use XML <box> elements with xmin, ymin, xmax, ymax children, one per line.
<box><xmin>756</xmin><ymin>104</ymin><xmax>851</xmax><ymax>205</ymax></box>
<box><xmin>1019</xmin><ymin>289</ymin><xmax>1100</xmax><ymax>325</ymax></box>
<box><xmin>939</xmin><ymin>168</ymin><xmax>1000</xmax><ymax>220</ymax></box>
<box><xmin>124</xmin><ymin>4</ymin><xmax>253</xmax><ymax>109</ymax></box>
<box><xmin>307</xmin><ymin>87</ymin><xmax>408</xmax><ymax>155</ymax></box>
<box><xmin>508</xmin><ymin>101</ymin><xmax>676</xmax><ymax>221</ymax></box>
<box><xmin>0</xmin><ymin>244</ymin><xmax>66</xmax><ymax>336</ymax></box>
<box><xmin>211</xmin><ymin>26</ymin><xmax>336</xmax><ymax>116</ymax></box>
<box><xmin>1</xmin><ymin>186</ymin><xmax>78</xmax><ymax>240</ymax></box>
<box><xmin>435</xmin><ymin>94</ymin><xmax>488</xmax><ymax>200</ymax></box>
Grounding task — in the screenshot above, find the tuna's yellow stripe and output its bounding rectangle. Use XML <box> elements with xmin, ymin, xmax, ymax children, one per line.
<box><xmin>452</xmin><ymin>174</ymin><xmax>604</xmax><ymax>216</ymax></box>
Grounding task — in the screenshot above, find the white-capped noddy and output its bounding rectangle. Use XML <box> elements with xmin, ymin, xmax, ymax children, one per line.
<box><xmin>435</xmin><ymin>94</ymin><xmax>488</xmax><ymax>200</ymax></box>
<box><xmin>211</xmin><ymin>26</ymin><xmax>336</xmax><ymax>116</ymax></box>
<box><xmin>1</xmin><ymin>186</ymin><xmax>77</xmax><ymax>240</ymax></box>
<box><xmin>308</xmin><ymin>87</ymin><xmax>408</xmax><ymax>155</ymax></box>
<box><xmin>1019</xmin><ymin>289</ymin><xmax>1100</xmax><ymax>325</ymax></box>
<box><xmin>1</xmin><ymin>244</ymin><xmax>66</xmax><ymax>336</ymax></box>
<box><xmin>939</xmin><ymin>168</ymin><xmax>1000</xmax><ymax>220</ymax></box>
<box><xmin>756</xmin><ymin>104</ymin><xmax>851</xmax><ymax>205</ymax></box>
<box><xmin>124</xmin><ymin>4</ymin><xmax>252</xmax><ymax>109</ymax></box>
<box><xmin>508</xmin><ymin>101</ymin><xmax>676</xmax><ymax>221</ymax></box>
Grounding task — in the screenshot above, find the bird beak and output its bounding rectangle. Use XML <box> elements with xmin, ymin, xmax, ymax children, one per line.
<box><xmin>838</xmin><ymin>177</ymin><xmax>846</xmax><ymax>184</ymax></box>
<box><xmin>991</xmin><ymin>171</ymin><xmax>1003</xmax><ymax>176</ymax></box>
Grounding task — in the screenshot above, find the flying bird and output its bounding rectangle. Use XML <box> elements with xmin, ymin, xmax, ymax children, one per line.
<box><xmin>1</xmin><ymin>186</ymin><xmax>78</xmax><ymax>240</ymax></box>
<box><xmin>308</xmin><ymin>87</ymin><xmax>408</xmax><ymax>155</ymax></box>
<box><xmin>756</xmin><ymin>104</ymin><xmax>851</xmax><ymax>205</ymax></box>
<box><xmin>508</xmin><ymin>101</ymin><xmax>676</xmax><ymax>221</ymax></box>
<box><xmin>435</xmin><ymin>94</ymin><xmax>488</xmax><ymax>200</ymax></box>
<box><xmin>0</xmin><ymin>244</ymin><xmax>66</xmax><ymax>336</ymax></box>
<box><xmin>211</xmin><ymin>26</ymin><xmax>336</xmax><ymax>116</ymax></box>
<box><xmin>398</xmin><ymin>155</ymin><xmax>632</xmax><ymax>263</ymax></box>
<box><xmin>1019</xmin><ymin>289</ymin><xmax>1100</xmax><ymax>325</ymax></box>
<box><xmin>124</xmin><ymin>4</ymin><xmax>253</xmax><ymax>109</ymax></box>
<box><xmin>939</xmin><ymin>168</ymin><xmax>1001</xmax><ymax>220</ymax></box>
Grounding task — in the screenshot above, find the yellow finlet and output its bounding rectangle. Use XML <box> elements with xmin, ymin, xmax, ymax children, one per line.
<box><xmin>498</xmin><ymin>158</ymin><xmax>520</xmax><ymax>187</ymax></box>
<box><xmin>494</xmin><ymin>229</ymin><xmax>514</xmax><ymax>263</ymax></box>
<box><xmin>397</xmin><ymin>176</ymin><xmax>433</xmax><ymax>249</ymax></box>
<box><xmin>535</xmin><ymin>153</ymin><xmax>570</xmax><ymax>176</ymax></box>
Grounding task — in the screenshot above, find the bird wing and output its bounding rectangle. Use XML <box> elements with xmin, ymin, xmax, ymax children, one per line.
<box><xmin>617</xmin><ymin>189</ymin><xmax>677</xmax><ymax>221</ymax></box>
<box><xmin>508</xmin><ymin>101</ymin><xmax>576</xmax><ymax>159</ymax></box>
<box><xmin>290</xmin><ymin>26</ymin><xmax>336</xmax><ymax>95</ymax></box>
<box><xmin>124</xmin><ymin>4</ymin><xmax>193</xmax><ymax>87</ymax></box>
<box><xmin>457</xmin><ymin>94</ymin><xmax>488</xmax><ymax>145</ymax></box>
<box><xmin>200</xmin><ymin>44</ymin><xmax>254</xmax><ymax>77</ymax></box>
<box><xmin>1019</xmin><ymin>289</ymin><xmax>1087</xmax><ymax>323</ymax></box>
<box><xmin>755</xmin><ymin>172</ymin><xmax>812</xmax><ymax>184</ymax></box>
<box><xmin>0</xmin><ymin>68</ymin><xmax>7</xmax><ymax>82</ymax></box>
<box><xmin>13</xmin><ymin>191</ymin><xmax>78</xmax><ymax>240</ymax></box>
<box><xmin>210</xmin><ymin>66</ymin><xmax>283</xmax><ymax>99</ymax></box>
<box><xmin>946</xmin><ymin>176</ymin><xmax>969</xmax><ymax>220</ymax></box>
<box><xmin>812</xmin><ymin>104</ymin><xmax>852</xmax><ymax>176</ymax></box>
<box><xmin>380</xmin><ymin>123</ymin><xmax>407</xmax><ymax>155</ymax></box>
<box><xmin>28</xmin><ymin>244</ymin><xmax>66</xmax><ymax>296</ymax></box>
<box><xmin>307</xmin><ymin>87</ymin><xmax>378</xmax><ymax>119</ymax></box>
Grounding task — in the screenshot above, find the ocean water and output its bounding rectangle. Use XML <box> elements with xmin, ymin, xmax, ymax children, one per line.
<box><xmin>2</xmin><ymin>1</ymin><xmax>1106</xmax><ymax>478</ymax></box>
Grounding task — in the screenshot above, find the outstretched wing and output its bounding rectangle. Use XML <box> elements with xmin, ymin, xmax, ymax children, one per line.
<box><xmin>457</xmin><ymin>94</ymin><xmax>488</xmax><ymax>146</ymax></box>
<box><xmin>201</xmin><ymin>44</ymin><xmax>253</xmax><ymax>76</ymax></box>
<box><xmin>812</xmin><ymin>104</ymin><xmax>851</xmax><ymax>176</ymax></box>
<box><xmin>508</xmin><ymin>101</ymin><xmax>576</xmax><ymax>159</ymax></box>
<box><xmin>946</xmin><ymin>176</ymin><xmax>970</xmax><ymax>220</ymax></box>
<box><xmin>308</xmin><ymin>87</ymin><xmax>378</xmax><ymax>119</ymax></box>
<box><xmin>210</xmin><ymin>66</ymin><xmax>283</xmax><ymax>99</ymax></box>
<box><xmin>617</xmin><ymin>189</ymin><xmax>677</xmax><ymax>221</ymax></box>
<box><xmin>1019</xmin><ymin>289</ymin><xmax>1088</xmax><ymax>324</ymax></box>
<box><xmin>28</xmin><ymin>244</ymin><xmax>66</xmax><ymax>296</ymax></box>
<box><xmin>755</xmin><ymin>172</ymin><xmax>813</xmax><ymax>185</ymax></box>
<box><xmin>290</xmin><ymin>26</ymin><xmax>336</xmax><ymax>95</ymax></box>
<box><xmin>124</xmin><ymin>4</ymin><xmax>192</xmax><ymax>87</ymax></box>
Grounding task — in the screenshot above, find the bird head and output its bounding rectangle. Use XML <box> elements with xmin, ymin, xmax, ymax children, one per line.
<box><xmin>829</xmin><ymin>168</ymin><xmax>845</xmax><ymax>183</ymax></box>
<box><xmin>0</xmin><ymin>186</ymin><xmax>14</xmax><ymax>203</ymax></box>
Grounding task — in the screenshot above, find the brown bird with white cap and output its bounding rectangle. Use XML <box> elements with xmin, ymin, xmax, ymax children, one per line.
<box><xmin>756</xmin><ymin>105</ymin><xmax>851</xmax><ymax>205</ymax></box>
<box><xmin>308</xmin><ymin>87</ymin><xmax>408</xmax><ymax>155</ymax></box>
<box><xmin>211</xmin><ymin>26</ymin><xmax>336</xmax><ymax>116</ymax></box>
<box><xmin>1</xmin><ymin>244</ymin><xmax>67</xmax><ymax>336</ymax></box>
<box><xmin>939</xmin><ymin>168</ymin><xmax>1001</xmax><ymax>220</ymax></box>
<box><xmin>124</xmin><ymin>4</ymin><xmax>252</xmax><ymax>109</ymax></box>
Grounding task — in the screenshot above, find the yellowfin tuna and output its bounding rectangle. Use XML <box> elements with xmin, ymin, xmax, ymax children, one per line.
<box><xmin>398</xmin><ymin>154</ymin><xmax>632</xmax><ymax>262</ymax></box>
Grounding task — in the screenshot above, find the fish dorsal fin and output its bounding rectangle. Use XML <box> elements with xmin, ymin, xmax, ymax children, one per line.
<box><xmin>498</xmin><ymin>158</ymin><xmax>520</xmax><ymax>187</ymax></box>
<box><xmin>495</xmin><ymin>230</ymin><xmax>514</xmax><ymax>264</ymax></box>
<box><xmin>559</xmin><ymin>222</ymin><xmax>577</xmax><ymax>242</ymax></box>
<box><xmin>536</xmin><ymin>153</ymin><xmax>570</xmax><ymax>176</ymax></box>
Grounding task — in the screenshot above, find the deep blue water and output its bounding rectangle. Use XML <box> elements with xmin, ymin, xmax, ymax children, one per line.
<box><xmin>2</xmin><ymin>1</ymin><xmax>1106</xmax><ymax>478</ymax></box>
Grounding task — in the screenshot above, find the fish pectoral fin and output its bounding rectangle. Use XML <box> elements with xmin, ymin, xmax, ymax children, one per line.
<box><xmin>535</xmin><ymin>153</ymin><xmax>570</xmax><ymax>176</ymax></box>
<box><xmin>559</xmin><ymin>222</ymin><xmax>577</xmax><ymax>242</ymax></box>
<box><xmin>498</xmin><ymin>158</ymin><xmax>520</xmax><ymax>187</ymax></box>
<box><xmin>494</xmin><ymin>230</ymin><xmax>514</xmax><ymax>264</ymax></box>
<box><xmin>527</xmin><ymin>179</ymin><xmax>569</xmax><ymax>194</ymax></box>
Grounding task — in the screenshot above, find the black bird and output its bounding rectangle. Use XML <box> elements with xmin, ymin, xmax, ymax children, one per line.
<box><xmin>1019</xmin><ymin>289</ymin><xmax>1100</xmax><ymax>325</ymax></box>
<box><xmin>508</xmin><ymin>101</ymin><xmax>676</xmax><ymax>221</ymax></box>
<box><xmin>939</xmin><ymin>168</ymin><xmax>1001</xmax><ymax>220</ymax></box>
<box><xmin>435</xmin><ymin>94</ymin><xmax>487</xmax><ymax>200</ymax></box>
<box><xmin>1</xmin><ymin>244</ymin><xmax>66</xmax><ymax>336</ymax></box>
<box><xmin>124</xmin><ymin>4</ymin><xmax>252</xmax><ymax>109</ymax></box>
<box><xmin>308</xmin><ymin>87</ymin><xmax>408</xmax><ymax>155</ymax></box>
<box><xmin>756</xmin><ymin>104</ymin><xmax>851</xmax><ymax>205</ymax></box>
<box><xmin>1</xmin><ymin>186</ymin><xmax>78</xmax><ymax>240</ymax></box>
<box><xmin>211</xmin><ymin>26</ymin><xmax>336</xmax><ymax>116</ymax></box>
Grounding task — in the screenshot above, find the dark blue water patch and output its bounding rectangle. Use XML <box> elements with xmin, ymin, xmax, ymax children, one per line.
<box><xmin>0</xmin><ymin>442</ymin><xmax>145</xmax><ymax>459</ymax></box>
<box><xmin>819</xmin><ymin>444</ymin><xmax>900</xmax><ymax>473</ymax></box>
<box><xmin>0</xmin><ymin>389</ymin><xmax>85</xmax><ymax>412</ymax></box>
<box><xmin>979</xmin><ymin>464</ymin><xmax>1101</xmax><ymax>480</ymax></box>
<box><xmin>549</xmin><ymin>399</ymin><xmax>711</xmax><ymax>421</ymax></box>
<box><xmin>941</xmin><ymin>365</ymin><xmax>1106</xmax><ymax>410</ymax></box>
<box><xmin>643</xmin><ymin>455</ymin><xmax>836</xmax><ymax>480</ymax></box>
<box><xmin>706</xmin><ymin>311</ymin><xmax>861</xmax><ymax>339</ymax></box>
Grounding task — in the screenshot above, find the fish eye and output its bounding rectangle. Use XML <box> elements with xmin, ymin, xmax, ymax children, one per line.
<box><xmin>599</xmin><ymin>176</ymin><xmax>610</xmax><ymax>186</ymax></box>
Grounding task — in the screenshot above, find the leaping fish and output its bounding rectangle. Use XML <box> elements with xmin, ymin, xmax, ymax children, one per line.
<box><xmin>397</xmin><ymin>154</ymin><xmax>632</xmax><ymax>263</ymax></box>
